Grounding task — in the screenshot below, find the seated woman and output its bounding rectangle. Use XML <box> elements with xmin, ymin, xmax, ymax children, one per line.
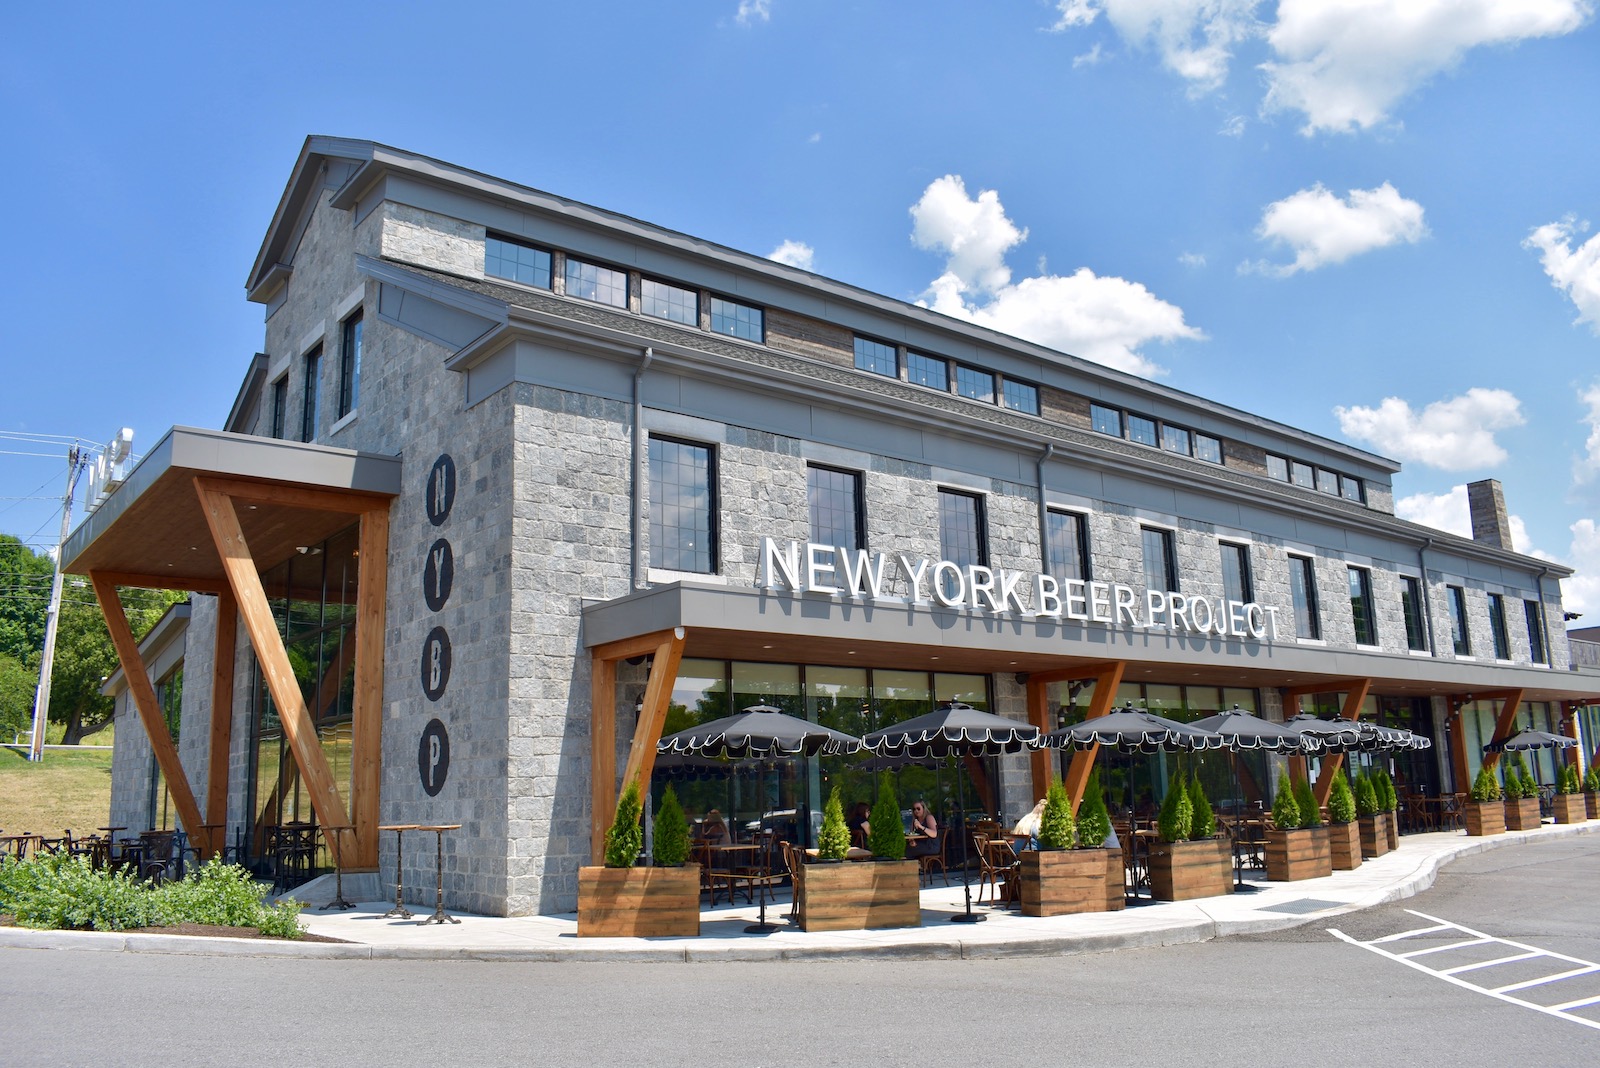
<box><xmin>845</xmin><ymin>801</ymin><xmax>871</xmax><ymax>849</ymax></box>
<box><xmin>906</xmin><ymin>800</ymin><xmax>939</xmax><ymax>857</ymax></box>
<box><xmin>698</xmin><ymin>810</ymin><xmax>732</xmax><ymax>847</ymax></box>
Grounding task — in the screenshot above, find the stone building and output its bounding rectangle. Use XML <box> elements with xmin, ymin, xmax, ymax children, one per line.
<box><xmin>70</xmin><ymin>137</ymin><xmax>1600</xmax><ymax>917</ymax></box>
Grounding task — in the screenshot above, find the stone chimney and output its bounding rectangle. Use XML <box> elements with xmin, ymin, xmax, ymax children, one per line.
<box><xmin>1467</xmin><ymin>478</ymin><xmax>1513</xmax><ymax>551</ymax></box>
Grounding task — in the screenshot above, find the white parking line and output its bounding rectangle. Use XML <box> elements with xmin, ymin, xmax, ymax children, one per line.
<box><xmin>1328</xmin><ymin>909</ymin><xmax>1600</xmax><ymax>1033</ymax></box>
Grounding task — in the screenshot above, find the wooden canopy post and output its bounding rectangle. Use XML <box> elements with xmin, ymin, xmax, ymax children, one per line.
<box><xmin>1026</xmin><ymin>676</ymin><xmax>1053</xmax><ymax>802</ymax></box>
<box><xmin>1015</xmin><ymin>661</ymin><xmax>1126</xmax><ymax>814</ymax></box>
<box><xmin>204</xmin><ymin>587</ymin><xmax>238</xmax><ymax>857</ymax></box>
<box><xmin>347</xmin><ymin>503</ymin><xmax>388</xmax><ymax>870</ymax></box>
<box><xmin>589</xmin><ymin>627</ymin><xmax>686</xmax><ymax>864</ymax></box>
<box><xmin>1312</xmin><ymin>679</ymin><xmax>1370</xmax><ymax>806</ymax></box>
<box><xmin>90</xmin><ymin>573</ymin><xmax>207</xmax><ymax>848</ymax></box>
<box><xmin>1476</xmin><ymin>690</ymin><xmax>1525</xmax><ymax>771</ymax></box>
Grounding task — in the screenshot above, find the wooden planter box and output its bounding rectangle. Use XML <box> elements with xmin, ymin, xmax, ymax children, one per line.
<box><xmin>1019</xmin><ymin>848</ymin><xmax>1115</xmax><ymax>917</ymax></box>
<box><xmin>1103</xmin><ymin>848</ymin><xmax>1126</xmax><ymax>912</ymax></box>
<box><xmin>1147</xmin><ymin>838</ymin><xmax>1232</xmax><ymax>901</ymax></box>
<box><xmin>1587</xmin><ymin>792</ymin><xmax>1599</xmax><ymax>820</ymax></box>
<box><xmin>577</xmin><ymin>865</ymin><xmax>701</xmax><ymax>938</ymax></box>
<box><xmin>794</xmin><ymin>859</ymin><xmax>921</xmax><ymax>932</ymax></box>
<box><xmin>1552</xmin><ymin>793</ymin><xmax>1587</xmax><ymax>824</ymax></box>
<box><xmin>1266</xmin><ymin>827</ymin><xmax>1333</xmax><ymax>881</ymax></box>
<box><xmin>1505</xmin><ymin>797</ymin><xmax>1542</xmax><ymax>831</ymax></box>
<box><xmin>1358</xmin><ymin>814</ymin><xmax>1392</xmax><ymax>857</ymax></box>
<box><xmin>1328</xmin><ymin>821</ymin><xmax>1362</xmax><ymax>871</ymax></box>
<box><xmin>1464</xmin><ymin>800</ymin><xmax>1505</xmax><ymax>836</ymax></box>
<box><xmin>1385</xmin><ymin>810</ymin><xmax>1399</xmax><ymax>850</ymax></box>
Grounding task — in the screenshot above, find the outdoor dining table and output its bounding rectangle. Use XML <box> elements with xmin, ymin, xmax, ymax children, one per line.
<box><xmin>706</xmin><ymin>843</ymin><xmax>762</xmax><ymax>904</ymax></box>
<box><xmin>412</xmin><ymin>824</ymin><xmax>462</xmax><ymax>926</ymax></box>
<box><xmin>378</xmin><ymin>824</ymin><xmax>420</xmax><ymax>919</ymax></box>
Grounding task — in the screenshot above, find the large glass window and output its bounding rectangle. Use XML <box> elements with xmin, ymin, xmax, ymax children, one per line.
<box><xmin>854</xmin><ymin>336</ymin><xmax>897</xmax><ymax>377</ymax></box>
<box><xmin>485</xmin><ymin>236</ymin><xmax>552</xmax><ymax>288</ymax></box>
<box><xmin>1220</xmin><ymin>543</ymin><xmax>1252</xmax><ymax>603</ymax></box>
<box><xmin>641</xmin><ymin>278</ymin><xmax>698</xmax><ymax>326</ymax></box>
<box><xmin>269</xmin><ymin>377</ymin><xmax>288</xmax><ymax>439</ymax></box>
<box><xmin>709</xmin><ymin>296</ymin><xmax>763</xmax><ymax>342</ymax></box>
<box><xmin>1045</xmin><ymin>510</ymin><xmax>1088</xmax><ymax>582</ymax></box>
<box><xmin>1090</xmin><ymin>403</ymin><xmax>1122</xmax><ymax>437</ymax></box>
<box><xmin>1290</xmin><ymin>555</ymin><xmax>1320</xmax><ymax>640</ymax></box>
<box><xmin>1194</xmin><ymin>434</ymin><xmax>1222</xmax><ymax>464</ymax></box>
<box><xmin>1001</xmin><ymin>378</ymin><xmax>1039</xmax><ymax>415</ymax></box>
<box><xmin>954</xmin><ymin>365</ymin><xmax>995</xmax><ymax>403</ymax></box>
<box><xmin>300</xmin><ymin>345</ymin><xmax>321</xmax><ymax>442</ymax></box>
<box><xmin>906</xmin><ymin>351</ymin><xmax>948</xmax><ymax>391</ymax></box>
<box><xmin>1348</xmin><ymin>566</ymin><xmax>1376</xmax><ymax>645</ymax></box>
<box><xmin>807</xmin><ymin>465</ymin><xmax>863</xmax><ymax>553</ymax></box>
<box><xmin>1488</xmin><ymin>593</ymin><xmax>1510</xmax><ymax>659</ymax></box>
<box><xmin>1340</xmin><ymin>475</ymin><xmax>1364</xmax><ymax>503</ymax></box>
<box><xmin>1401</xmin><ymin>576</ymin><xmax>1428</xmax><ymax>651</ymax></box>
<box><xmin>1316</xmin><ymin>468</ymin><xmax>1339</xmax><ymax>495</ymax></box>
<box><xmin>1290</xmin><ymin>461</ymin><xmax>1315</xmax><ymax>489</ymax></box>
<box><xmin>1142</xmin><ymin>527</ymin><xmax>1176</xmax><ymax>593</ymax></box>
<box><xmin>1127</xmin><ymin>414</ymin><xmax>1157</xmax><ymax>447</ymax></box>
<box><xmin>649</xmin><ymin>437</ymin><xmax>716</xmax><ymax>573</ymax></box>
<box><xmin>938</xmin><ymin>489</ymin><xmax>986</xmax><ymax>568</ymax></box>
<box><xmin>1266</xmin><ymin>455</ymin><xmax>1289</xmax><ymax>481</ymax></box>
<box><xmin>1525</xmin><ymin>600</ymin><xmax>1547</xmax><ymax>665</ymax></box>
<box><xmin>565</xmin><ymin>258</ymin><xmax>628</xmax><ymax>308</ymax></box>
<box><xmin>149</xmin><ymin>667</ymin><xmax>183</xmax><ymax>831</ymax></box>
<box><xmin>1161</xmin><ymin>424</ymin><xmax>1191</xmax><ymax>457</ymax></box>
<box><xmin>1448</xmin><ymin>586</ymin><xmax>1471</xmax><ymax>655</ymax></box>
<box><xmin>337</xmin><ymin>310</ymin><xmax>362</xmax><ymax>418</ymax></box>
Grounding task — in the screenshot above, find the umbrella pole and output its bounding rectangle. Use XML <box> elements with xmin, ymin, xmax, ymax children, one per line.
<box><xmin>744</xmin><ymin>761</ymin><xmax>780</xmax><ymax>934</ymax></box>
<box><xmin>1229</xmin><ymin>752</ymin><xmax>1258</xmax><ymax>893</ymax></box>
<box><xmin>950</xmin><ymin>756</ymin><xmax>984</xmax><ymax>924</ymax></box>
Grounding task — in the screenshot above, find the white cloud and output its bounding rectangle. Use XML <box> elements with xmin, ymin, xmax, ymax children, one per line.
<box><xmin>1052</xmin><ymin>0</ymin><xmax>1263</xmax><ymax>94</ymax></box>
<box><xmin>1563</xmin><ymin>518</ymin><xmax>1600</xmax><ymax>617</ymax></box>
<box><xmin>767</xmin><ymin>240</ymin><xmax>814</xmax><ymax>271</ymax></box>
<box><xmin>807</xmin><ymin>131</ymin><xmax>822</xmax><ymax>144</ymax></box>
<box><xmin>1246</xmin><ymin>182</ymin><xmax>1426</xmax><ymax>276</ymax></box>
<box><xmin>1263</xmin><ymin>0</ymin><xmax>1592</xmax><ymax>134</ymax></box>
<box><xmin>735</xmin><ymin>0</ymin><xmax>772</xmax><ymax>26</ymax></box>
<box><xmin>1395</xmin><ymin>484</ymin><xmax>1534</xmax><ymax>553</ymax></box>
<box><xmin>1074</xmin><ymin>42</ymin><xmax>1106</xmax><ymax>68</ymax></box>
<box><xmin>1523</xmin><ymin>217</ymin><xmax>1600</xmax><ymax>334</ymax></box>
<box><xmin>1334</xmin><ymin>388</ymin><xmax>1524</xmax><ymax>470</ymax></box>
<box><xmin>1219</xmin><ymin>114</ymin><xmax>1246</xmax><ymax>137</ymax></box>
<box><xmin>1178</xmin><ymin>251</ymin><xmax>1207</xmax><ymax>268</ymax></box>
<box><xmin>1577</xmin><ymin>384</ymin><xmax>1600</xmax><ymax>489</ymax></box>
<box><xmin>910</xmin><ymin>175</ymin><xmax>1202</xmax><ymax>377</ymax></box>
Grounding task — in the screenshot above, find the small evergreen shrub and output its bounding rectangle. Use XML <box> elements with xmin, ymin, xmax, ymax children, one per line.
<box><xmin>1157</xmin><ymin>773</ymin><xmax>1193</xmax><ymax>844</ymax></box>
<box><xmin>652</xmin><ymin>784</ymin><xmax>691</xmax><ymax>866</ymax></box>
<box><xmin>604</xmin><ymin>779</ymin><xmax>644</xmax><ymax>868</ymax></box>
<box><xmin>1038</xmin><ymin>778</ymin><xmax>1074</xmax><ymax>850</ymax></box>
<box><xmin>1555</xmin><ymin>766</ymin><xmax>1579</xmax><ymax>795</ymax></box>
<box><xmin>1293</xmin><ymin>777</ymin><xmax>1322</xmax><ymax>828</ymax></box>
<box><xmin>1375</xmin><ymin>769</ymin><xmax>1398</xmax><ymax>813</ymax></box>
<box><xmin>1187</xmin><ymin>774</ymin><xmax>1216</xmax><ymax>841</ymax></box>
<box><xmin>817</xmin><ymin>786</ymin><xmax>851</xmax><ymax>860</ymax></box>
<box><xmin>1327</xmin><ymin>773</ymin><xmax>1357</xmax><ymax>824</ymax></box>
<box><xmin>1355</xmin><ymin>773</ymin><xmax>1380</xmax><ymax>817</ymax></box>
<box><xmin>1075</xmin><ymin>771</ymin><xmax>1113</xmax><ymax>849</ymax></box>
<box><xmin>1470</xmin><ymin>763</ymin><xmax>1502</xmax><ymax>802</ymax></box>
<box><xmin>868</xmin><ymin>780</ymin><xmax>906</xmax><ymax>860</ymax></box>
<box><xmin>1272</xmin><ymin>777</ymin><xmax>1301</xmax><ymax>830</ymax></box>
<box><xmin>1584</xmin><ymin>764</ymin><xmax>1600</xmax><ymax>793</ymax></box>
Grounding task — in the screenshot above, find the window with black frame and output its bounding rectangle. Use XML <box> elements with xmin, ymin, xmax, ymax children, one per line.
<box><xmin>1289</xmin><ymin>555</ymin><xmax>1320</xmax><ymax>639</ymax></box>
<box><xmin>1141</xmin><ymin>527</ymin><xmax>1177</xmax><ymax>593</ymax></box>
<box><xmin>1488</xmin><ymin>593</ymin><xmax>1511</xmax><ymax>659</ymax></box>
<box><xmin>1401</xmin><ymin>576</ymin><xmax>1428</xmax><ymax>651</ymax></box>
<box><xmin>938</xmin><ymin>489</ymin><xmax>987</xmax><ymax>601</ymax></box>
<box><xmin>1045</xmin><ymin>509</ymin><xmax>1088</xmax><ymax>582</ymax></box>
<box><xmin>807</xmin><ymin>465</ymin><xmax>863</xmax><ymax>553</ymax></box>
<box><xmin>1220</xmin><ymin>542</ymin><xmax>1252</xmax><ymax>603</ymax></box>
<box><xmin>1525</xmin><ymin>600</ymin><xmax>1547</xmax><ymax>664</ymax></box>
<box><xmin>649</xmin><ymin>437</ymin><xmax>717</xmax><ymax>573</ymax></box>
<box><xmin>1348</xmin><ymin>566</ymin><xmax>1377</xmax><ymax>645</ymax></box>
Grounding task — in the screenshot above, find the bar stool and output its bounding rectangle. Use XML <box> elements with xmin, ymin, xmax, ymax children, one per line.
<box><xmin>413</xmin><ymin>824</ymin><xmax>462</xmax><ymax>925</ymax></box>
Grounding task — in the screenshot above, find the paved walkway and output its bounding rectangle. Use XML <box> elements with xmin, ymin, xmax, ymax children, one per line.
<box><xmin>5</xmin><ymin>821</ymin><xmax>1597</xmax><ymax>962</ymax></box>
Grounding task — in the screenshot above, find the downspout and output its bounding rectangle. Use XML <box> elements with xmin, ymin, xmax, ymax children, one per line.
<box><xmin>1534</xmin><ymin>565</ymin><xmax>1551</xmax><ymax>665</ymax></box>
<box><xmin>632</xmin><ymin>347</ymin><xmax>654</xmax><ymax>590</ymax></box>
<box><xmin>1036</xmin><ymin>442</ymin><xmax>1056</xmax><ymax>574</ymax></box>
<box><xmin>1417</xmin><ymin>536</ymin><xmax>1438</xmax><ymax>655</ymax></box>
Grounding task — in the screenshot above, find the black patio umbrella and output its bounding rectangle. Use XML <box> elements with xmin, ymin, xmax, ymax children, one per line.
<box><xmin>1484</xmin><ymin>729</ymin><xmax>1577</xmax><ymax>753</ymax></box>
<box><xmin>861</xmin><ymin>702</ymin><xmax>1038</xmax><ymax>924</ymax></box>
<box><xmin>652</xmin><ymin>751</ymin><xmax>752</xmax><ymax>782</ymax></box>
<box><xmin>1284</xmin><ymin>713</ymin><xmax>1367</xmax><ymax>753</ymax></box>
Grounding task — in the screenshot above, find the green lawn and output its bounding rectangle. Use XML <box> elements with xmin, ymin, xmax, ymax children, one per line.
<box><xmin>0</xmin><ymin>744</ymin><xmax>114</xmax><ymax>839</ymax></box>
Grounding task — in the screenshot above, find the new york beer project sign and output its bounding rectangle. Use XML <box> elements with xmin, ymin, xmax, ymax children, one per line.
<box><xmin>759</xmin><ymin>538</ymin><xmax>1286</xmax><ymax>642</ymax></box>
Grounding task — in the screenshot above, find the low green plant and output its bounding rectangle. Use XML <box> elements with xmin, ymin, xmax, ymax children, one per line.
<box><xmin>1555</xmin><ymin>765</ymin><xmax>1580</xmax><ymax>795</ymax></box>
<box><xmin>1292</xmin><ymin>777</ymin><xmax>1322</xmax><ymax>828</ymax></box>
<box><xmin>1355</xmin><ymin>773</ymin><xmax>1380</xmax><ymax>817</ymax></box>
<box><xmin>1585</xmin><ymin>764</ymin><xmax>1600</xmax><ymax>793</ymax></box>
<box><xmin>1469</xmin><ymin>763</ymin><xmax>1502</xmax><ymax>802</ymax></box>
<box><xmin>1272</xmin><ymin>777</ymin><xmax>1301</xmax><ymax>830</ymax></box>
<box><xmin>1187</xmin><ymin>774</ymin><xmax>1216</xmax><ymax>841</ymax></box>
<box><xmin>1157</xmin><ymin>772</ymin><xmax>1193</xmax><ymax>844</ymax></box>
<box><xmin>652</xmin><ymin>783</ymin><xmax>691</xmax><ymax>866</ymax></box>
<box><xmin>1374</xmin><ymin>769</ymin><xmax>1398</xmax><ymax>813</ymax></box>
<box><xmin>1327</xmin><ymin>773</ymin><xmax>1357</xmax><ymax>824</ymax></box>
<box><xmin>604</xmin><ymin>779</ymin><xmax>644</xmax><ymax>868</ymax></box>
<box><xmin>817</xmin><ymin>786</ymin><xmax>851</xmax><ymax>860</ymax></box>
<box><xmin>1502</xmin><ymin>755</ymin><xmax>1535</xmax><ymax>801</ymax></box>
<box><xmin>1075</xmin><ymin>771</ymin><xmax>1112</xmax><ymax>849</ymax></box>
<box><xmin>868</xmin><ymin>780</ymin><xmax>906</xmax><ymax>860</ymax></box>
<box><xmin>1038</xmin><ymin>778</ymin><xmax>1074</xmax><ymax>850</ymax></box>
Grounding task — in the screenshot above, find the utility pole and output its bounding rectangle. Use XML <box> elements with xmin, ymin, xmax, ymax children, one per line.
<box><xmin>28</xmin><ymin>445</ymin><xmax>89</xmax><ymax>761</ymax></box>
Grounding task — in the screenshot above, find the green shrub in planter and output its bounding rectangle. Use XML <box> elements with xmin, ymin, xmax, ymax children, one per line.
<box><xmin>1585</xmin><ymin>765</ymin><xmax>1600</xmax><ymax>793</ymax></box>
<box><xmin>1272</xmin><ymin>777</ymin><xmax>1301</xmax><ymax>830</ymax></box>
<box><xmin>604</xmin><ymin>779</ymin><xmax>645</xmax><ymax>868</ymax></box>
<box><xmin>1075</xmin><ymin>770</ymin><xmax>1112</xmax><ymax>849</ymax></box>
<box><xmin>817</xmin><ymin>785</ymin><xmax>851</xmax><ymax>860</ymax></box>
<box><xmin>1292</xmin><ymin>777</ymin><xmax>1322</xmax><ymax>828</ymax></box>
<box><xmin>1556</xmin><ymin>766</ymin><xmax>1579</xmax><ymax>795</ymax></box>
<box><xmin>1157</xmin><ymin>772</ymin><xmax>1193</xmax><ymax>843</ymax></box>
<box><xmin>1470</xmin><ymin>763</ymin><xmax>1502</xmax><ymax>802</ymax></box>
<box><xmin>1328</xmin><ymin>773</ymin><xmax>1357</xmax><ymax>824</ymax></box>
<box><xmin>1187</xmin><ymin>773</ymin><xmax>1216</xmax><ymax>840</ymax></box>
<box><xmin>868</xmin><ymin>779</ymin><xmax>906</xmax><ymax>860</ymax></box>
<box><xmin>653</xmin><ymin>783</ymin><xmax>691</xmax><ymax>866</ymax></box>
<box><xmin>1039</xmin><ymin>777</ymin><xmax>1075</xmax><ymax>850</ymax></box>
<box><xmin>1376</xmin><ymin>770</ymin><xmax>1398</xmax><ymax>813</ymax></box>
<box><xmin>1355</xmin><ymin>773</ymin><xmax>1380</xmax><ymax>817</ymax></box>
<box><xmin>1503</xmin><ymin>755</ymin><xmax>1535</xmax><ymax>800</ymax></box>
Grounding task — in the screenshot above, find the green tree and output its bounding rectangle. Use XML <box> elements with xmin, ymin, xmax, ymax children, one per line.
<box><xmin>867</xmin><ymin>779</ymin><xmax>905</xmax><ymax>860</ymax></box>
<box><xmin>1355</xmin><ymin>773</ymin><xmax>1380</xmax><ymax>816</ymax></box>
<box><xmin>0</xmin><ymin>653</ymin><xmax>37</xmax><ymax>739</ymax></box>
<box><xmin>49</xmin><ymin>585</ymin><xmax>181</xmax><ymax>744</ymax></box>
<box><xmin>1470</xmin><ymin>762</ymin><xmax>1502</xmax><ymax>802</ymax></box>
<box><xmin>604</xmin><ymin>779</ymin><xmax>644</xmax><ymax>868</ymax></box>
<box><xmin>1074</xmin><ymin>770</ymin><xmax>1113</xmax><ymax>850</ymax></box>
<box><xmin>1157</xmin><ymin>772</ymin><xmax>1193</xmax><ymax>843</ymax></box>
<box><xmin>652</xmin><ymin>783</ymin><xmax>690</xmax><ymax>866</ymax></box>
<box><xmin>1187</xmin><ymin>773</ymin><xmax>1216</xmax><ymax>840</ymax></box>
<box><xmin>0</xmin><ymin>535</ymin><xmax>52</xmax><ymax>664</ymax></box>
<box><xmin>1327</xmin><ymin>773</ymin><xmax>1357</xmax><ymax>824</ymax></box>
<box><xmin>817</xmin><ymin>786</ymin><xmax>850</xmax><ymax>860</ymax></box>
<box><xmin>1039</xmin><ymin>777</ymin><xmax>1074</xmax><ymax>850</ymax></box>
<box><xmin>1272</xmin><ymin>777</ymin><xmax>1301</xmax><ymax>830</ymax></box>
<box><xmin>1293</xmin><ymin>777</ymin><xmax>1322</xmax><ymax>828</ymax></box>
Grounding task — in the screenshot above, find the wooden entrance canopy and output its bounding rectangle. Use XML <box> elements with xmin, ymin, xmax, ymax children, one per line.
<box><xmin>60</xmin><ymin>427</ymin><xmax>401</xmax><ymax>869</ymax></box>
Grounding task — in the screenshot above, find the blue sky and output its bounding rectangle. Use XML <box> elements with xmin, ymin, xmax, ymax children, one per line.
<box><xmin>3</xmin><ymin>1</ymin><xmax>1598</xmax><ymax>616</ymax></box>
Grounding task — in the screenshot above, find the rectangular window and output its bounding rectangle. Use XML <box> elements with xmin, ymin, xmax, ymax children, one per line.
<box><xmin>300</xmin><ymin>345</ymin><xmax>321</xmax><ymax>442</ymax></box>
<box><xmin>954</xmin><ymin>364</ymin><xmax>995</xmax><ymax>403</ymax></box>
<box><xmin>565</xmin><ymin>258</ymin><xmax>628</xmax><ymax>308</ymax></box>
<box><xmin>1525</xmin><ymin>600</ymin><xmax>1547</xmax><ymax>665</ymax></box>
<box><xmin>1001</xmin><ymin>378</ymin><xmax>1039</xmax><ymax>415</ymax></box>
<box><xmin>269</xmin><ymin>377</ymin><xmax>288</xmax><ymax>439</ymax></box>
<box><xmin>906</xmin><ymin>351</ymin><xmax>948</xmax><ymax>390</ymax></box>
<box><xmin>1194</xmin><ymin>434</ymin><xmax>1222</xmax><ymax>464</ymax></box>
<box><xmin>641</xmin><ymin>278</ymin><xmax>698</xmax><ymax>326</ymax></box>
<box><xmin>649</xmin><ymin>437</ymin><xmax>716</xmax><ymax>574</ymax></box>
<box><xmin>709</xmin><ymin>296</ymin><xmax>763</xmax><ymax>342</ymax></box>
<box><xmin>485</xmin><ymin>236</ymin><xmax>552</xmax><ymax>288</ymax></box>
<box><xmin>1127</xmin><ymin>414</ymin><xmax>1157</xmax><ymax>447</ymax></box>
<box><xmin>1401</xmin><ymin>576</ymin><xmax>1428</xmax><ymax>651</ymax></box>
<box><xmin>1161</xmin><ymin>424</ymin><xmax>1192</xmax><ymax>457</ymax></box>
<box><xmin>1220</xmin><ymin>543</ymin><xmax>1252</xmax><ymax>604</ymax></box>
<box><xmin>1045</xmin><ymin>510</ymin><xmax>1088</xmax><ymax>582</ymax></box>
<box><xmin>1266</xmin><ymin>454</ymin><xmax>1289</xmax><ymax>481</ymax></box>
<box><xmin>1141</xmin><ymin>527</ymin><xmax>1177</xmax><ymax>593</ymax></box>
<box><xmin>854</xmin><ymin>336</ymin><xmax>897</xmax><ymax>377</ymax></box>
<box><xmin>1348</xmin><ymin>566</ymin><xmax>1376</xmax><ymax>645</ymax></box>
<box><xmin>1488</xmin><ymin>593</ymin><xmax>1510</xmax><ymax>659</ymax></box>
<box><xmin>1090</xmin><ymin>403</ymin><xmax>1122</xmax><ymax>437</ymax></box>
<box><xmin>807</xmin><ymin>465</ymin><xmax>863</xmax><ymax>553</ymax></box>
<box><xmin>1290</xmin><ymin>556</ymin><xmax>1320</xmax><ymax>640</ymax></box>
<box><xmin>1340</xmin><ymin>475</ymin><xmax>1364</xmax><ymax>503</ymax></box>
<box><xmin>938</xmin><ymin>489</ymin><xmax>986</xmax><ymax>569</ymax></box>
<box><xmin>1290</xmin><ymin>461</ymin><xmax>1315</xmax><ymax>489</ymax></box>
<box><xmin>1316</xmin><ymin>468</ymin><xmax>1339</xmax><ymax>495</ymax></box>
<box><xmin>1448</xmin><ymin>586</ymin><xmax>1471</xmax><ymax>655</ymax></box>
<box><xmin>337</xmin><ymin>310</ymin><xmax>362</xmax><ymax>418</ymax></box>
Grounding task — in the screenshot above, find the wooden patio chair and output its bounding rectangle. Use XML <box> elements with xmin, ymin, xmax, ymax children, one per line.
<box><xmin>917</xmin><ymin>828</ymin><xmax>949</xmax><ymax>887</ymax></box>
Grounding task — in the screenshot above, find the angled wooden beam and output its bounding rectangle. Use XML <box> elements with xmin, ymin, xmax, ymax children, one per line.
<box><xmin>1281</xmin><ymin>679</ymin><xmax>1370</xmax><ymax>704</ymax></box>
<box><xmin>1065</xmin><ymin>660</ymin><xmax>1125</xmax><ymax>814</ymax></box>
<box><xmin>192</xmin><ymin>475</ymin><xmax>391</xmax><ymax>515</ymax></box>
<box><xmin>348</xmin><ymin>503</ymin><xmax>389</xmax><ymax>870</ymax></box>
<box><xmin>618</xmin><ymin>630</ymin><xmax>686</xmax><ymax>799</ymax></box>
<box><xmin>1025</xmin><ymin>661</ymin><xmax>1126</xmax><ymax>687</ymax></box>
<box><xmin>195</xmin><ymin>478</ymin><xmax>351</xmax><ymax>866</ymax></box>
<box><xmin>1313</xmin><ymin>678</ymin><xmax>1370</xmax><ymax>806</ymax></box>
<box><xmin>90</xmin><ymin>573</ymin><xmax>206</xmax><ymax>846</ymax></box>
<box><xmin>1026</xmin><ymin>675</ymin><xmax>1054</xmax><ymax>802</ymax></box>
<box><xmin>204</xmin><ymin>587</ymin><xmax>237</xmax><ymax>856</ymax></box>
<box><xmin>590</xmin><ymin>628</ymin><xmax>686</xmax><ymax>664</ymax></box>
<box><xmin>77</xmin><ymin>571</ymin><xmax>230</xmax><ymax>596</ymax></box>
<box><xmin>594</xmin><ymin>628</ymin><xmax>685</xmax><ymax>863</ymax></box>
<box><xmin>1478</xmin><ymin>689</ymin><xmax>1525</xmax><ymax>771</ymax></box>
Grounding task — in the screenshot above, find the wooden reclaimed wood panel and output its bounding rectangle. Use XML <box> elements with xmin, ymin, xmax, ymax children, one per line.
<box><xmin>765</xmin><ymin>308</ymin><xmax>853</xmax><ymax>367</ymax></box>
<box><xmin>1019</xmin><ymin>849</ymin><xmax>1110</xmax><ymax>917</ymax></box>
<box><xmin>796</xmin><ymin>860</ymin><xmax>921</xmax><ymax>932</ymax></box>
<box><xmin>1265</xmin><ymin>828</ymin><xmax>1333</xmax><ymax>881</ymax></box>
<box><xmin>1464</xmin><ymin>801</ymin><xmax>1505</xmax><ymax>836</ymax></box>
<box><xmin>350</xmin><ymin>505</ymin><xmax>388</xmax><ymax>871</ymax></box>
<box><xmin>1505</xmin><ymin>797</ymin><xmax>1542</xmax><ymax>831</ymax></box>
<box><xmin>1104</xmin><ymin>849</ymin><xmax>1126</xmax><ymax>911</ymax></box>
<box><xmin>1147</xmin><ymin>838</ymin><xmax>1232</xmax><ymax>901</ymax></box>
<box><xmin>1328</xmin><ymin>821</ymin><xmax>1362</xmax><ymax>871</ymax></box>
<box><xmin>1385</xmin><ymin>811</ymin><xmax>1398</xmax><ymax>850</ymax></box>
<box><xmin>577</xmin><ymin>866</ymin><xmax>701</xmax><ymax>938</ymax></box>
<box><xmin>1552</xmin><ymin>794</ymin><xmax>1587</xmax><ymax>824</ymax></box>
<box><xmin>1587</xmin><ymin>793</ymin><xmax>1599</xmax><ymax>820</ymax></box>
<box><xmin>1358</xmin><ymin>815</ymin><xmax>1391</xmax><ymax>856</ymax></box>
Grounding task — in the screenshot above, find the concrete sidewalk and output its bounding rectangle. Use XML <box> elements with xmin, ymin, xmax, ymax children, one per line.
<box><xmin>5</xmin><ymin>821</ymin><xmax>1597</xmax><ymax>962</ymax></box>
